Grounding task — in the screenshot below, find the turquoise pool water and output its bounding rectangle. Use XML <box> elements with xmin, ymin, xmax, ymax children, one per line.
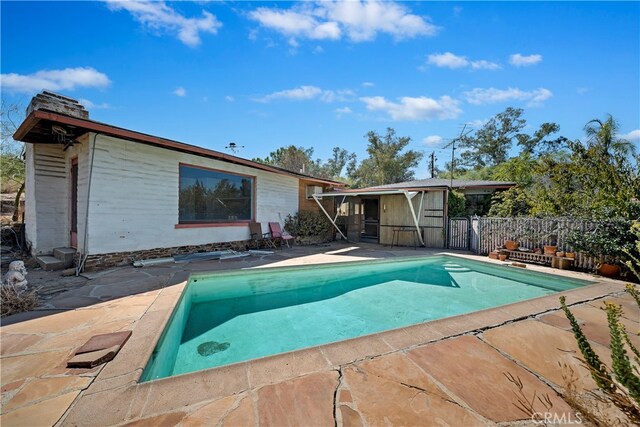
<box><xmin>141</xmin><ymin>255</ymin><xmax>592</xmax><ymax>381</ymax></box>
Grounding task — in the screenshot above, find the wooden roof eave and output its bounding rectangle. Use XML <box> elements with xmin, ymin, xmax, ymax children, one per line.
<box><xmin>13</xmin><ymin>110</ymin><xmax>343</xmax><ymax>186</ymax></box>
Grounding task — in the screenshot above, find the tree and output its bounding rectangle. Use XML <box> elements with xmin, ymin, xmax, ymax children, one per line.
<box><xmin>321</xmin><ymin>147</ymin><xmax>355</xmax><ymax>180</ymax></box>
<box><xmin>458</xmin><ymin>107</ymin><xmax>527</xmax><ymax>169</ymax></box>
<box><xmin>584</xmin><ymin>115</ymin><xmax>636</xmax><ymax>158</ymax></box>
<box><xmin>348</xmin><ymin>128</ymin><xmax>423</xmax><ymax>187</ymax></box>
<box><xmin>254</xmin><ymin>145</ymin><xmax>354</xmax><ymax>181</ymax></box>
<box><xmin>254</xmin><ymin>145</ymin><xmax>319</xmax><ymax>175</ymax></box>
<box><xmin>489</xmin><ymin>115</ymin><xmax>639</xmax><ymax>220</ymax></box>
<box><xmin>1</xmin><ymin>101</ymin><xmax>25</xmax><ymax>222</ymax></box>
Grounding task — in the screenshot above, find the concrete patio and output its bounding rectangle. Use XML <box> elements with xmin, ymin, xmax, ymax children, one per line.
<box><xmin>1</xmin><ymin>242</ymin><xmax>637</xmax><ymax>426</ymax></box>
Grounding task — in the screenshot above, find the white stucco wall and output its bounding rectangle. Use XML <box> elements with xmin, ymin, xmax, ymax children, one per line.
<box><xmin>24</xmin><ymin>144</ymin><xmax>37</xmax><ymax>252</ymax></box>
<box><xmin>25</xmin><ymin>136</ymin><xmax>90</xmax><ymax>255</ymax></box>
<box><xmin>85</xmin><ymin>134</ymin><xmax>300</xmax><ymax>254</ymax></box>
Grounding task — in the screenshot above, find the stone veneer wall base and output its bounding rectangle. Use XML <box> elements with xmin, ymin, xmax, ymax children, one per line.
<box><xmin>79</xmin><ymin>240</ymin><xmax>258</xmax><ymax>271</ymax></box>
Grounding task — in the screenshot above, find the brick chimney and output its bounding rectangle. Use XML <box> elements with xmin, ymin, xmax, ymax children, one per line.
<box><xmin>26</xmin><ymin>91</ymin><xmax>89</xmax><ymax>119</ymax></box>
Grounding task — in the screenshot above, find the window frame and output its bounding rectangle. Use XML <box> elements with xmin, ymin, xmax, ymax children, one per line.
<box><xmin>176</xmin><ymin>162</ymin><xmax>256</xmax><ymax>228</ymax></box>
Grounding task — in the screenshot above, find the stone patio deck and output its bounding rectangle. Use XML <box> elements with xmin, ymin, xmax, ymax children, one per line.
<box><xmin>1</xmin><ymin>243</ymin><xmax>637</xmax><ymax>426</ymax></box>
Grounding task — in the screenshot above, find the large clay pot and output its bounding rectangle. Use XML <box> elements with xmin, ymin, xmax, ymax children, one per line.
<box><xmin>544</xmin><ymin>245</ymin><xmax>557</xmax><ymax>255</ymax></box>
<box><xmin>505</xmin><ymin>240</ymin><xmax>519</xmax><ymax>250</ymax></box>
<box><xmin>565</xmin><ymin>252</ymin><xmax>575</xmax><ymax>259</ymax></box>
<box><xmin>598</xmin><ymin>263</ymin><xmax>620</xmax><ymax>278</ymax></box>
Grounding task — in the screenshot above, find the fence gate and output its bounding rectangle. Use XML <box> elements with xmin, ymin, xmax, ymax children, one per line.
<box><xmin>448</xmin><ymin>217</ymin><xmax>470</xmax><ymax>250</ymax></box>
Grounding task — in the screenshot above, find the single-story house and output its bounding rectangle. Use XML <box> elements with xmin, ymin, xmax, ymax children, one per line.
<box><xmin>14</xmin><ymin>91</ymin><xmax>343</xmax><ymax>271</ymax></box>
<box><xmin>314</xmin><ymin>178</ymin><xmax>515</xmax><ymax>248</ymax></box>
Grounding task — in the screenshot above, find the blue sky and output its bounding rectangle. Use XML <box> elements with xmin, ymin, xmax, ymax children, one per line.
<box><xmin>2</xmin><ymin>1</ymin><xmax>639</xmax><ymax>178</ymax></box>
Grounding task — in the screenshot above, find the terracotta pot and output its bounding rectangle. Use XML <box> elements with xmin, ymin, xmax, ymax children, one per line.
<box><xmin>598</xmin><ymin>263</ymin><xmax>620</xmax><ymax>278</ymax></box>
<box><xmin>499</xmin><ymin>254</ymin><xmax>508</xmax><ymax>261</ymax></box>
<box><xmin>544</xmin><ymin>245</ymin><xmax>557</xmax><ymax>255</ymax></box>
<box><xmin>504</xmin><ymin>240</ymin><xmax>519</xmax><ymax>250</ymax></box>
<box><xmin>556</xmin><ymin>251</ymin><xmax>565</xmax><ymax>257</ymax></box>
<box><xmin>565</xmin><ymin>252</ymin><xmax>575</xmax><ymax>259</ymax></box>
<box><xmin>533</xmin><ymin>248</ymin><xmax>542</xmax><ymax>254</ymax></box>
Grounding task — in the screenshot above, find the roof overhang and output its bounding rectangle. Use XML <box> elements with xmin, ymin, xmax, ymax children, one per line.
<box><xmin>14</xmin><ymin>109</ymin><xmax>343</xmax><ymax>187</ymax></box>
<box><xmin>317</xmin><ymin>189</ymin><xmax>410</xmax><ymax>197</ymax></box>
<box><xmin>317</xmin><ymin>187</ymin><xmax>448</xmax><ymax>197</ymax></box>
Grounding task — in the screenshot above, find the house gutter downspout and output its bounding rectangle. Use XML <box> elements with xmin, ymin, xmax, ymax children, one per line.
<box><xmin>403</xmin><ymin>190</ymin><xmax>425</xmax><ymax>247</ymax></box>
<box><xmin>76</xmin><ymin>132</ymin><xmax>100</xmax><ymax>275</ymax></box>
<box><xmin>312</xmin><ymin>194</ymin><xmax>348</xmax><ymax>241</ymax></box>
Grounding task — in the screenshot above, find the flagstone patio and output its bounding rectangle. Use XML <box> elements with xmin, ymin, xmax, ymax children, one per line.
<box><xmin>1</xmin><ymin>243</ymin><xmax>637</xmax><ymax>426</ymax></box>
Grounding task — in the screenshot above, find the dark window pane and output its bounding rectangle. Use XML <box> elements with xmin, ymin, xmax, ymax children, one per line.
<box><xmin>179</xmin><ymin>165</ymin><xmax>254</xmax><ymax>222</ymax></box>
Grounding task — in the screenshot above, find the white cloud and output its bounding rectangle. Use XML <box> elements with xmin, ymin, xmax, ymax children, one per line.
<box><xmin>254</xmin><ymin>85</ymin><xmax>354</xmax><ymax>103</ymax></box>
<box><xmin>463</xmin><ymin>87</ymin><xmax>553</xmax><ymax>107</ymax></box>
<box><xmin>254</xmin><ymin>85</ymin><xmax>322</xmax><ymax>102</ymax></box>
<box><xmin>224</xmin><ymin>95</ymin><xmax>235</xmax><ymax>102</ymax></box>
<box><xmin>467</xmin><ymin>118</ymin><xmax>488</xmax><ymax>128</ymax></box>
<box><xmin>313</xmin><ymin>45</ymin><xmax>325</xmax><ymax>54</ymax></box>
<box><xmin>360</xmin><ymin>95</ymin><xmax>461</xmax><ymax>121</ymax></box>
<box><xmin>78</xmin><ymin>98</ymin><xmax>111</xmax><ymax>110</ymax></box>
<box><xmin>471</xmin><ymin>60</ymin><xmax>501</xmax><ymax>70</ymax></box>
<box><xmin>173</xmin><ymin>86</ymin><xmax>186</xmax><ymax>97</ymax></box>
<box><xmin>0</xmin><ymin>67</ymin><xmax>111</xmax><ymax>94</ymax></box>
<box><xmin>249</xmin><ymin>1</ymin><xmax>437</xmax><ymax>44</ymax></box>
<box><xmin>509</xmin><ymin>53</ymin><xmax>542</xmax><ymax>67</ymax></box>
<box><xmin>622</xmin><ymin>129</ymin><xmax>640</xmax><ymax>142</ymax></box>
<box><xmin>576</xmin><ymin>87</ymin><xmax>589</xmax><ymax>95</ymax></box>
<box><xmin>427</xmin><ymin>52</ymin><xmax>468</xmax><ymax>69</ymax></box>
<box><xmin>248</xmin><ymin>7</ymin><xmax>341</xmax><ymax>41</ymax></box>
<box><xmin>335</xmin><ymin>106</ymin><xmax>352</xmax><ymax>118</ymax></box>
<box><xmin>362</xmin><ymin>81</ymin><xmax>375</xmax><ymax>87</ymax></box>
<box><xmin>422</xmin><ymin>135</ymin><xmax>443</xmax><ymax>146</ymax></box>
<box><xmin>105</xmin><ymin>1</ymin><xmax>221</xmax><ymax>47</ymax></box>
<box><xmin>320</xmin><ymin>89</ymin><xmax>356</xmax><ymax>103</ymax></box>
<box><xmin>426</xmin><ymin>52</ymin><xmax>500</xmax><ymax>70</ymax></box>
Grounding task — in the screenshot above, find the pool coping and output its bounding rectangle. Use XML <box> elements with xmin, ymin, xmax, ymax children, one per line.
<box><xmin>60</xmin><ymin>253</ymin><xmax>628</xmax><ymax>425</ymax></box>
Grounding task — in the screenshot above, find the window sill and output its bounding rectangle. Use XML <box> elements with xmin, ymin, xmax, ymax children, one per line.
<box><xmin>175</xmin><ymin>222</ymin><xmax>251</xmax><ymax>229</ymax></box>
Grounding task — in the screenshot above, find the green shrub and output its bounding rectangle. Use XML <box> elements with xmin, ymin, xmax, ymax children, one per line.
<box><xmin>284</xmin><ymin>211</ymin><xmax>333</xmax><ymax>244</ymax></box>
<box><xmin>448</xmin><ymin>190</ymin><xmax>466</xmax><ymax>218</ymax></box>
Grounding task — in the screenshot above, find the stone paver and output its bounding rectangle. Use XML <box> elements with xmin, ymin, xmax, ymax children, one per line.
<box><xmin>539</xmin><ymin>302</ymin><xmax>639</xmax><ymax>348</ymax></box>
<box><xmin>178</xmin><ymin>394</ymin><xmax>242</xmax><ymax>426</ymax></box>
<box><xmin>3</xmin><ymin>376</ymin><xmax>91</xmax><ymax>413</ymax></box>
<box><xmin>481</xmin><ymin>319</ymin><xmax>612</xmax><ymax>392</ymax></box>
<box><xmin>341</xmin><ymin>353</ymin><xmax>485</xmax><ymax>426</ymax></box>
<box><xmin>408</xmin><ymin>335</ymin><xmax>574</xmax><ymax>422</ymax></box>
<box><xmin>256</xmin><ymin>371</ymin><xmax>337</xmax><ymax>426</ymax></box>
<box><xmin>0</xmin><ymin>391</ymin><xmax>80</xmax><ymax>427</ymax></box>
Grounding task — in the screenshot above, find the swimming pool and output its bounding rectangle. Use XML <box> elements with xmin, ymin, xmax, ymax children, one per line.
<box><xmin>141</xmin><ymin>255</ymin><xmax>592</xmax><ymax>381</ymax></box>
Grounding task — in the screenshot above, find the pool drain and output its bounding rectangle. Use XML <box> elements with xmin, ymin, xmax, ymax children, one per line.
<box><xmin>197</xmin><ymin>341</ymin><xmax>230</xmax><ymax>356</ymax></box>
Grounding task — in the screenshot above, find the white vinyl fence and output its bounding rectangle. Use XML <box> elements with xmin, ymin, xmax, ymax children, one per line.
<box><xmin>470</xmin><ymin>217</ymin><xmax>601</xmax><ymax>270</ymax></box>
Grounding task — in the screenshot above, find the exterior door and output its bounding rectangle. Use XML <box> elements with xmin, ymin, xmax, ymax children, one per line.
<box><xmin>361</xmin><ymin>198</ymin><xmax>380</xmax><ymax>242</ymax></box>
<box><xmin>70</xmin><ymin>157</ymin><xmax>78</xmax><ymax>247</ymax></box>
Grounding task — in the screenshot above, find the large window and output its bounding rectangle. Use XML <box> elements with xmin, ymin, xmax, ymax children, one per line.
<box><xmin>179</xmin><ymin>164</ymin><xmax>254</xmax><ymax>223</ymax></box>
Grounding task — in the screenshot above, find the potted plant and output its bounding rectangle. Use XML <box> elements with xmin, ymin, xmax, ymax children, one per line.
<box><xmin>567</xmin><ymin>219</ymin><xmax>634</xmax><ymax>277</ymax></box>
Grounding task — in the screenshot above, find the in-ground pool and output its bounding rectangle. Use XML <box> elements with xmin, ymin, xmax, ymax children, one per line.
<box><xmin>141</xmin><ymin>255</ymin><xmax>593</xmax><ymax>381</ymax></box>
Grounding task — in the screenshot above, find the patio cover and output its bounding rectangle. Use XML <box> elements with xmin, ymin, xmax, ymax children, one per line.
<box><xmin>312</xmin><ymin>189</ymin><xmax>425</xmax><ymax>246</ymax></box>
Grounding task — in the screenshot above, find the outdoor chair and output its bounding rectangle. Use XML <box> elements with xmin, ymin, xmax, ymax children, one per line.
<box><xmin>268</xmin><ymin>222</ymin><xmax>294</xmax><ymax>248</ymax></box>
<box><xmin>249</xmin><ymin>222</ymin><xmax>276</xmax><ymax>249</ymax></box>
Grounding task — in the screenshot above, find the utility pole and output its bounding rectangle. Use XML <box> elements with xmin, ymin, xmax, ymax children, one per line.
<box><xmin>444</xmin><ymin>124</ymin><xmax>473</xmax><ymax>188</ymax></box>
<box><xmin>429</xmin><ymin>152</ymin><xmax>437</xmax><ymax>178</ymax></box>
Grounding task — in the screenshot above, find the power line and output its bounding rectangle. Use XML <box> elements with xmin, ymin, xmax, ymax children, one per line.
<box><xmin>443</xmin><ymin>124</ymin><xmax>473</xmax><ymax>187</ymax></box>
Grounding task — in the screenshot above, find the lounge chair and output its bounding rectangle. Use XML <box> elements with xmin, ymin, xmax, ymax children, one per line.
<box><xmin>249</xmin><ymin>222</ymin><xmax>276</xmax><ymax>249</ymax></box>
<box><xmin>268</xmin><ymin>222</ymin><xmax>294</xmax><ymax>248</ymax></box>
